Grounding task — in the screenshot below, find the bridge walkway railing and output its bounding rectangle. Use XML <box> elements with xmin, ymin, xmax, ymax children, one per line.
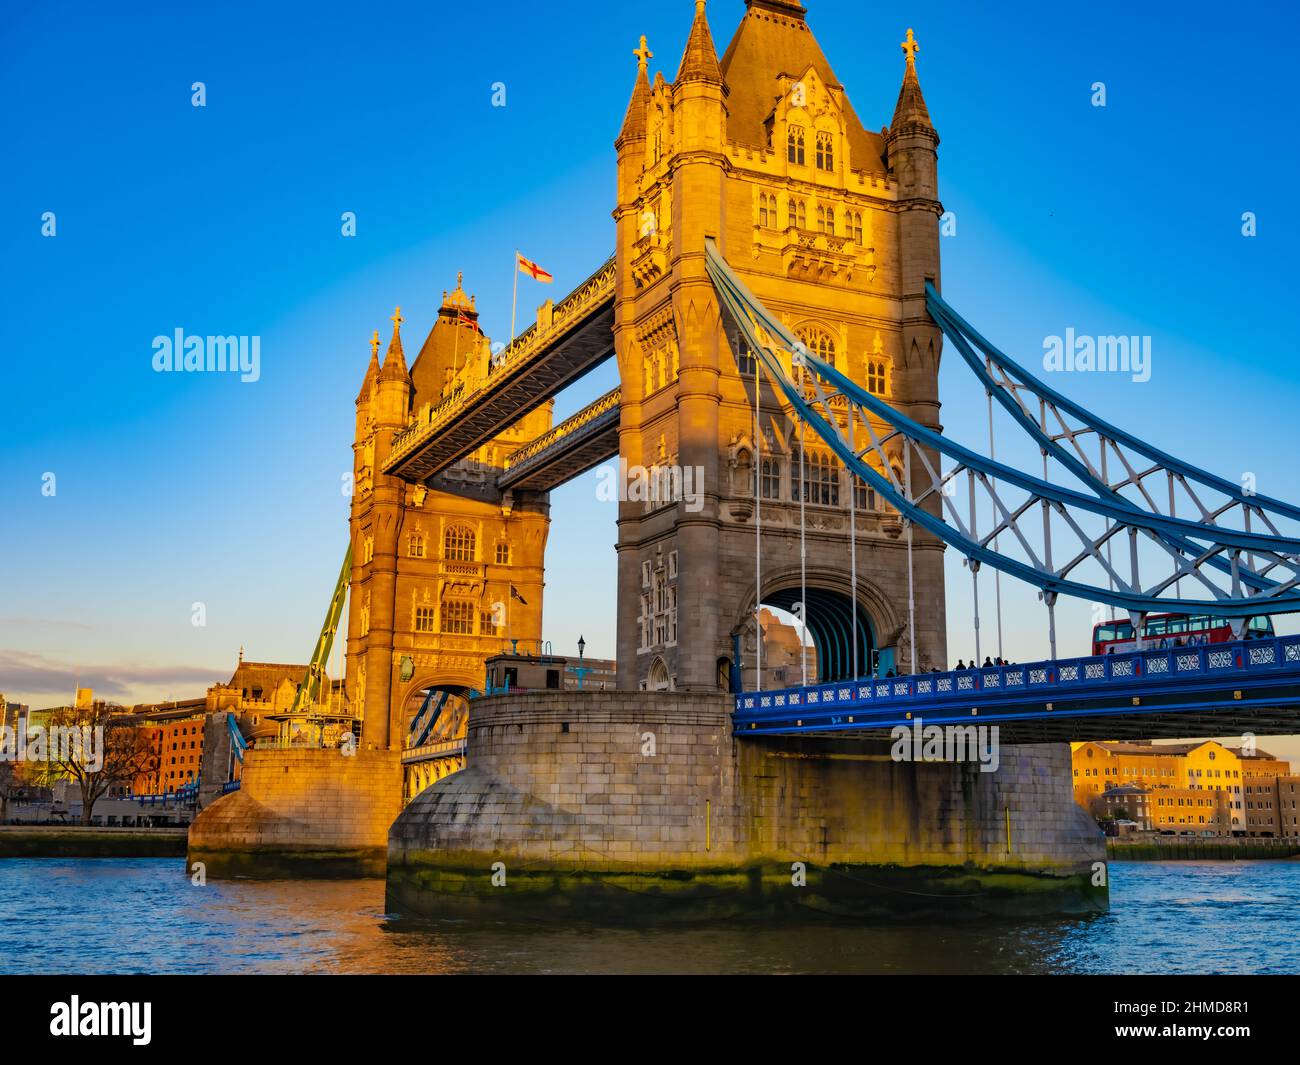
<box><xmin>735</xmin><ymin>633</ymin><xmax>1300</xmax><ymax>733</ymax></box>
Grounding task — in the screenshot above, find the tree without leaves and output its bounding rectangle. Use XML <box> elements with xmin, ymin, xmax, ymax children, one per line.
<box><xmin>34</xmin><ymin>702</ymin><xmax>157</xmax><ymax>825</ymax></box>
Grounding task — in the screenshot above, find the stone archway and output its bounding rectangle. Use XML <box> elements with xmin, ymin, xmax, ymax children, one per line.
<box><xmin>648</xmin><ymin>657</ymin><xmax>671</xmax><ymax>691</ymax></box>
<box><xmin>732</xmin><ymin>567</ymin><xmax>903</xmax><ymax>685</ymax></box>
<box><xmin>397</xmin><ymin>677</ymin><xmax>476</xmax><ymax>748</ymax></box>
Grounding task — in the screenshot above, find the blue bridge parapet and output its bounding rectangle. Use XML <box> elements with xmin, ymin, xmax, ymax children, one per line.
<box><xmin>735</xmin><ymin>635</ymin><xmax>1300</xmax><ymax>743</ymax></box>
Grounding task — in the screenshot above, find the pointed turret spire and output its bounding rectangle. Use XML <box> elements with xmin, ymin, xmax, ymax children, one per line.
<box><xmin>618</xmin><ymin>36</ymin><xmax>653</xmax><ymax>145</ymax></box>
<box><xmin>356</xmin><ymin>329</ymin><xmax>380</xmax><ymax>403</ymax></box>
<box><xmin>674</xmin><ymin>0</ymin><xmax>723</xmax><ymax>87</ymax></box>
<box><xmin>890</xmin><ymin>28</ymin><xmax>933</xmax><ymax>132</ymax></box>
<box><xmin>378</xmin><ymin>306</ymin><xmax>410</xmax><ymax>383</ymax></box>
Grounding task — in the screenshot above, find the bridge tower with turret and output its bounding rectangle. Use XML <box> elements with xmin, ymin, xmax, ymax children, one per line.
<box><xmin>346</xmin><ymin>279</ymin><xmax>552</xmax><ymax>750</ymax></box>
<box><xmin>613</xmin><ymin>0</ymin><xmax>948</xmax><ymax>692</ymax></box>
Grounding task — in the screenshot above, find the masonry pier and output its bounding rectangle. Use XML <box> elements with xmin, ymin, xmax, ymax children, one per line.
<box><xmin>386</xmin><ymin>691</ymin><xmax>1107</xmax><ymax>920</ymax></box>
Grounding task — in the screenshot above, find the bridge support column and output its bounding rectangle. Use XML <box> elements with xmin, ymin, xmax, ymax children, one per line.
<box><xmin>189</xmin><ymin>748</ymin><xmax>403</xmax><ymax>877</ymax></box>
<box><xmin>387</xmin><ymin>692</ymin><xmax>1107</xmax><ymax>920</ymax></box>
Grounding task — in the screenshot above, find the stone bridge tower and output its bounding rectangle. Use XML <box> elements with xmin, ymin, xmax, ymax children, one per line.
<box><xmin>613</xmin><ymin>0</ymin><xmax>947</xmax><ymax>692</ymax></box>
<box><xmin>346</xmin><ymin>279</ymin><xmax>552</xmax><ymax>749</ymax></box>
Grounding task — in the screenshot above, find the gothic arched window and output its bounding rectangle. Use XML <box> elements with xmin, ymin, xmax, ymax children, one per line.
<box><xmin>815</xmin><ymin>131</ymin><xmax>834</xmax><ymax>171</ymax></box>
<box><xmin>867</xmin><ymin>360</ymin><xmax>888</xmax><ymax>395</ymax></box>
<box><xmin>760</xmin><ymin>457</ymin><xmax>781</xmax><ymax>500</ymax></box>
<box><xmin>787</xmin><ymin>125</ymin><xmax>805</xmax><ymax>165</ymax></box>
<box><xmin>408</xmin><ymin>532</ymin><xmax>425</xmax><ymax>558</ymax></box>
<box><xmin>791</xmin><ymin>448</ymin><xmax>840</xmax><ymax>506</ymax></box>
<box><xmin>440</xmin><ymin>598</ymin><xmax>473</xmax><ymax>634</ymax></box>
<box><xmin>849</xmin><ymin>211</ymin><xmax>864</xmax><ymax>243</ymax></box>
<box><xmin>797</xmin><ymin>328</ymin><xmax>836</xmax><ymax>368</ymax></box>
<box><xmin>443</xmin><ymin>524</ymin><xmax>476</xmax><ymax>561</ymax></box>
<box><xmin>816</xmin><ymin>205</ymin><xmax>835</xmax><ymax>235</ymax></box>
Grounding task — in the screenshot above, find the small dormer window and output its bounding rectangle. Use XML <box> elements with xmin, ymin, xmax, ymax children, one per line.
<box><xmin>816</xmin><ymin>132</ymin><xmax>834</xmax><ymax>171</ymax></box>
<box><xmin>787</xmin><ymin>125</ymin><xmax>805</xmax><ymax>165</ymax></box>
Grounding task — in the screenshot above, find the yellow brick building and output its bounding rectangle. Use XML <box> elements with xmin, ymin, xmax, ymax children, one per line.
<box><xmin>1072</xmin><ymin>740</ymin><xmax>1295</xmax><ymax>835</ymax></box>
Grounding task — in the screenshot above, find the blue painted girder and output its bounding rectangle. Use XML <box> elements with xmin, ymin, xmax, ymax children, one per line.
<box><xmin>703</xmin><ymin>239</ymin><xmax>1300</xmax><ymax>616</ymax></box>
<box><xmin>735</xmin><ymin>634</ymin><xmax>1300</xmax><ymax>740</ymax></box>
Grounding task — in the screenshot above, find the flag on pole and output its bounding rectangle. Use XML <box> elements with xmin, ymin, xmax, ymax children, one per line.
<box><xmin>516</xmin><ymin>252</ymin><xmax>553</xmax><ymax>283</ymax></box>
<box><xmin>455</xmin><ymin>308</ymin><xmax>480</xmax><ymax>333</ymax></box>
<box><xmin>510</xmin><ymin>584</ymin><xmax>528</xmax><ymax>605</ymax></box>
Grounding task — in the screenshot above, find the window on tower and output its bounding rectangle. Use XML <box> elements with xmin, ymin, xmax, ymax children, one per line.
<box><xmin>797</xmin><ymin>328</ymin><xmax>836</xmax><ymax>368</ymax></box>
<box><xmin>787</xmin><ymin>125</ymin><xmax>805</xmax><ymax>165</ymax></box>
<box><xmin>849</xmin><ymin>211</ymin><xmax>864</xmax><ymax>244</ymax></box>
<box><xmin>414</xmin><ymin>607</ymin><xmax>436</xmax><ymax>633</ymax></box>
<box><xmin>792</xmin><ymin>447</ymin><xmax>840</xmax><ymax>506</ymax></box>
<box><xmin>495</xmin><ymin>542</ymin><xmax>510</xmax><ymax>565</ymax></box>
<box><xmin>815</xmin><ymin>131</ymin><xmax>834</xmax><ymax>171</ymax></box>
<box><xmin>736</xmin><ymin>345</ymin><xmax>757</xmax><ymax>377</ymax></box>
<box><xmin>788</xmin><ymin>197</ymin><xmax>807</xmax><ymax>230</ymax></box>
<box><xmin>852</xmin><ymin>475</ymin><xmax>877</xmax><ymax>512</ymax></box>
<box><xmin>867</xmin><ymin>360</ymin><xmax>888</xmax><ymax>395</ymax></box>
<box><xmin>444</xmin><ymin>524</ymin><xmax>476</xmax><ymax>561</ymax></box>
<box><xmin>440</xmin><ymin>598</ymin><xmax>473</xmax><ymax>634</ymax></box>
<box><xmin>408</xmin><ymin>533</ymin><xmax>425</xmax><ymax>558</ymax></box>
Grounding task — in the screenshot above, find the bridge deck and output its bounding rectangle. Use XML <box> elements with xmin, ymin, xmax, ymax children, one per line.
<box><xmin>383</xmin><ymin>256</ymin><xmax>615</xmax><ymax>483</ymax></box>
<box><xmin>734</xmin><ymin>636</ymin><xmax>1300</xmax><ymax>744</ymax></box>
<box><xmin>499</xmin><ymin>387</ymin><xmax>620</xmax><ymax>492</ymax></box>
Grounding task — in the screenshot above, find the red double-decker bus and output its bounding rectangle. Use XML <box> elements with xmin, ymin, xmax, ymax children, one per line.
<box><xmin>1091</xmin><ymin>612</ymin><xmax>1274</xmax><ymax>656</ymax></box>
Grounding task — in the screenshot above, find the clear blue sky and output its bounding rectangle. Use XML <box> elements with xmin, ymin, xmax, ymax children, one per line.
<box><xmin>2</xmin><ymin>0</ymin><xmax>1298</xmax><ymax>740</ymax></box>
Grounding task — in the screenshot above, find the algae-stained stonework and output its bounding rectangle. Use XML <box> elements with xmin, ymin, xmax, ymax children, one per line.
<box><xmin>388</xmin><ymin>692</ymin><xmax>1107</xmax><ymax>920</ymax></box>
<box><xmin>614</xmin><ymin>0</ymin><xmax>947</xmax><ymax>693</ymax></box>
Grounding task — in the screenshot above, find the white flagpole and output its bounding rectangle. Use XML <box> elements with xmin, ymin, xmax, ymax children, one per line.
<box><xmin>509</xmin><ymin>249</ymin><xmax>519</xmax><ymax>350</ymax></box>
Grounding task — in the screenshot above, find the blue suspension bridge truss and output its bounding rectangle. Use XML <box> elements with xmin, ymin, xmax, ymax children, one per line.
<box><xmin>704</xmin><ymin>240</ymin><xmax>1300</xmax><ymax>740</ymax></box>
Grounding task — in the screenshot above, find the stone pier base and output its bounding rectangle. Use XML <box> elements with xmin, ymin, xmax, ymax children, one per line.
<box><xmin>189</xmin><ymin>748</ymin><xmax>402</xmax><ymax>877</ymax></box>
<box><xmin>387</xmin><ymin>692</ymin><xmax>1107</xmax><ymax>921</ymax></box>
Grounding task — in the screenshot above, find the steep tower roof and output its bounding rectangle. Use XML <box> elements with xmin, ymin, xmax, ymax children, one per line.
<box><xmin>618</xmin><ymin>36</ymin><xmax>653</xmax><ymax>144</ymax></box>
<box><xmin>890</xmin><ymin>28</ymin><xmax>934</xmax><ymax>133</ymax></box>
<box><xmin>718</xmin><ymin>0</ymin><xmax>887</xmax><ymax>172</ymax></box>
<box><xmin>674</xmin><ymin>0</ymin><xmax>723</xmax><ymax>87</ymax></box>
<box><xmin>377</xmin><ymin>306</ymin><xmax>410</xmax><ymax>383</ymax></box>
<box><xmin>355</xmin><ymin>330</ymin><xmax>380</xmax><ymax>404</ymax></box>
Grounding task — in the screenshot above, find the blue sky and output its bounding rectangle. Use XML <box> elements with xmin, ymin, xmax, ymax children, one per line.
<box><xmin>2</xmin><ymin>0</ymin><xmax>1298</xmax><ymax>729</ymax></box>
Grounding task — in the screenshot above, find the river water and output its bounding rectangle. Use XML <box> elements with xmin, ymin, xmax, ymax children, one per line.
<box><xmin>0</xmin><ymin>858</ymin><xmax>1296</xmax><ymax>974</ymax></box>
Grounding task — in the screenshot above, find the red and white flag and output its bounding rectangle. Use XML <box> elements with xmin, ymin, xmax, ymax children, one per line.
<box><xmin>516</xmin><ymin>252</ymin><xmax>553</xmax><ymax>283</ymax></box>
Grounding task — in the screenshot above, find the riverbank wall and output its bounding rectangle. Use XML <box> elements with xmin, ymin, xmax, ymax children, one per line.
<box><xmin>0</xmin><ymin>826</ymin><xmax>188</xmax><ymax>858</ymax></box>
<box><xmin>1107</xmin><ymin>838</ymin><xmax>1300</xmax><ymax>861</ymax></box>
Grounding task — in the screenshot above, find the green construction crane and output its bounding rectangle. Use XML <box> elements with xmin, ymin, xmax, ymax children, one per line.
<box><xmin>291</xmin><ymin>542</ymin><xmax>353</xmax><ymax>715</ymax></box>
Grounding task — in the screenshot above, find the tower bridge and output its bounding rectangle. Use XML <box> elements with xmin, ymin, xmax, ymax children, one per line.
<box><xmin>193</xmin><ymin>1</ymin><xmax>1300</xmax><ymax>917</ymax></box>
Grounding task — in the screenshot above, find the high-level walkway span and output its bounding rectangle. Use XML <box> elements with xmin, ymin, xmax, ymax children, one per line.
<box><xmin>383</xmin><ymin>257</ymin><xmax>616</xmax><ymax>484</ymax></box>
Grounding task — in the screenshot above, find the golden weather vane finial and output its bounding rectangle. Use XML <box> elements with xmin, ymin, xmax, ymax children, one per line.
<box><xmin>391</xmin><ymin>306</ymin><xmax>403</xmax><ymax>330</ymax></box>
<box><xmin>370</xmin><ymin>329</ymin><xmax>380</xmax><ymax>357</ymax></box>
<box><xmin>634</xmin><ymin>35</ymin><xmax>653</xmax><ymax>69</ymax></box>
<box><xmin>901</xmin><ymin>28</ymin><xmax>920</xmax><ymax>64</ymax></box>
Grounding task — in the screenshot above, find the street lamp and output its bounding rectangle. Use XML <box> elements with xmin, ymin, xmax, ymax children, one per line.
<box><xmin>576</xmin><ymin>635</ymin><xmax>587</xmax><ymax>689</ymax></box>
